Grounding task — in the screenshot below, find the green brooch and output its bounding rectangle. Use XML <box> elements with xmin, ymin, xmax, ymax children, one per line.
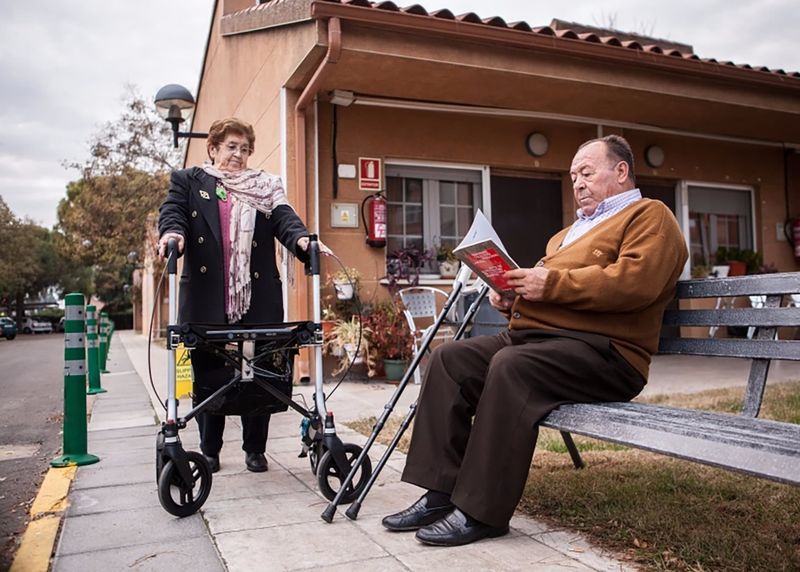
<box><xmin>215</xmin><ymin>185</ymin><xmax>227</xmax><ymax>201</ymax></box>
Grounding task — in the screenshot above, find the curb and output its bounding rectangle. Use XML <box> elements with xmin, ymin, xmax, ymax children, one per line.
<box><xmin>10</xmin><ymin>466</ymin><xmax>77</xmax><ymax>572</ymax></box>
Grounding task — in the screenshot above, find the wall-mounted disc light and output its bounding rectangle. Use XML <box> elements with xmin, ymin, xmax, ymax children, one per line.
<box><xmin>526</xmin><ymin>132</ymin><xmax>549</xmax><ymax>157</ymax></box>
<box><xmin>645</xmin><ymin>145</ymin><xmax>665</xmax><ymax>168</ymax></box>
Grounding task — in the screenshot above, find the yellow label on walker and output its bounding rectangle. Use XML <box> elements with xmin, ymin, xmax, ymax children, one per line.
<box><xmin>175</xmin><ymin>344</ymin><xmax>193</xmax><ymax>399</ymax></box>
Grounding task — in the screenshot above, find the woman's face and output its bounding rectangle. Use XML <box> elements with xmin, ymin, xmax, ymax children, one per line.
<box><xmin>209</xmin><ymin>132</ymin><xmax>251</xmax><ymax>173</ymax></box>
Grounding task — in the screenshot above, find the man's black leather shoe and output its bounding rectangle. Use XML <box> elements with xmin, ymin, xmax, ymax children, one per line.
<box><xmin>204</xmin><ymin>454</ymin><xmax>220</xmax><ymax>473</ymax></box>
<box><xmin>415</xmin><ymin>508</ymin><xmax>509</xmax><ymax>546</ymax></box>
<box><xmin>245</xmin><ymin>452</ymin><xmax>269</xmax><ymax>472</ymax></box>
<box><xmin>382</xmin><ymin>494</ymin><xmax>454</xmax><ymax>532</ymax></box>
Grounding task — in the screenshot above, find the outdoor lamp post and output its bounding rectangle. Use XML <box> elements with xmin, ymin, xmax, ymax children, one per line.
<box><xmin>154</xmin><ymin>83</ymin><xmax>208</xmax><ymax>148</ymax></box>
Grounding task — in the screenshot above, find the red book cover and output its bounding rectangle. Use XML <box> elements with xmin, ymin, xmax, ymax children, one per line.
<box><xmin>454</xmin><ymin>240</ymin><xmax>518</xmax><ymax>294</ymax></box>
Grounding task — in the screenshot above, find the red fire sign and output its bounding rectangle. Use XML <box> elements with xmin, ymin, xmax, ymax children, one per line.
<box><xmin>359</xmin><ymin>157</ymin><xmax>382</xmax><ymax>191</ymax></box>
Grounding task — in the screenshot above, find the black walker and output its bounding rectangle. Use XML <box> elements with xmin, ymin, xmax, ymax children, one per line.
<box><xmin>155</xmin><ymin>236</ymin><xmax>372</xmax><ymax>517</ymax></box>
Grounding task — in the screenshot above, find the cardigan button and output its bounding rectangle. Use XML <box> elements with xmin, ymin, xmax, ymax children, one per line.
<box><xmin>191</xmin><ymin>210</ymin><xmax>198</xmax><ymax>218</ymax></box>
<box><xmin>253</xmin><ymin>271</ymin><xmax>260</xmax><ymax>279</ymax></box>
<box><xmin>252</xmin><ymin>240</ymin><xmax>257</xmax><ymax>248</ymax></box>
<box><xmin>198</xmin><ymin>236</ymin><xmax>204</xmax><ymax>244</ymax></box>
<box><xmin>512</xmin><ymin>312</ymin><xmax>521</xmax><ymax>319</ymax></box>
<box><xmin>200</xmin><ymin>266</ymin><xmax>207</xmax><ymax>274</ymax></box>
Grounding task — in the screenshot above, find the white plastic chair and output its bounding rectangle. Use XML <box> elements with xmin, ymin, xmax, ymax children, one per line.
<box><xmin>398</xmin><ymin>286</ymin><xmax>457</xmax><ymax>384</ymax></box>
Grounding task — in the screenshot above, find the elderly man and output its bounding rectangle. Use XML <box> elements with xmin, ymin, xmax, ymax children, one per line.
<box><xmin>382</xmin><ymin>135</ymin><xmax>688</xmax><ymax>546</ymax></box>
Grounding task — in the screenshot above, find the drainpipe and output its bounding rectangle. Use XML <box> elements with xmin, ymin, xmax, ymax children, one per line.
<box><xmin>291</xmin><ymin>17</ymin><xmax>341</xmax><ymax>381</ymax></box>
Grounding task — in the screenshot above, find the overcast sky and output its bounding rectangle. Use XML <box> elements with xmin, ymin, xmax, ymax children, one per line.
<box><xmin>2</xmin><ymin>0</ymin><xmax>798</xmax><ymax>229</ymax></box>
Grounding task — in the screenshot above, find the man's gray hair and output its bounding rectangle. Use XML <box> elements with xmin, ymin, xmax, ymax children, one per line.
<box><xmin>579</xmin><ymin>135</ymin><xmax>636</xmax><ymax>185</ymax></box>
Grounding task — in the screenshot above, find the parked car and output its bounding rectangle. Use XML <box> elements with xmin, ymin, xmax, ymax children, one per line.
<box><xmin>0</xmin><ymin>317</ymin><xmax>17</xmax><ymax>340</ymax></box>
<box><xmin>55</xmin><ymin>316</ymin><xmax>65</xmax><ymax>332</ymax></box>
<box><xmin>21</xmin><ymin>316</ymin><xmax>53</xmax><ymax>334</ymax></box>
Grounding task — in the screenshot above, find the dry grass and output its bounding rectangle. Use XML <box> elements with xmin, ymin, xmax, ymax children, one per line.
<box><xmin>346</xmin><ymin>381</ymin><xmax>800</xmax><ymax>571</ymax></box>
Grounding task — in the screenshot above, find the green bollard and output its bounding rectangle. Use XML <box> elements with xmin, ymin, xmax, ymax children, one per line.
<box><xmin>51</xmin><ymin>293</ymin><xmax>99</xmax><ymax>467</ymax></box>
<box><xmin>99</xmin><ymin>312</ymin><xmax>109</xmax><ymax>373</ymax></box>
<box><xmin>86</xmin><ymin>305</ymin><xmax>106</xmax><ymax>395</ymax></box>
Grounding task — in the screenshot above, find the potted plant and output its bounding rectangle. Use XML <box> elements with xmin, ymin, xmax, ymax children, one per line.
<box><xmin>385</xmin><ymin>245</ymin><xmax>435</xmax><ymax>293</ymax></box>
<box><xmin>715</xmin><ymin>247</ymin><xmax>762</xmax><ymax>276</ymax></box>
<box><xmin>436</xmin><ymin>244</ymin><xmax>460</xmax><ymax>278</ymax></box>
<box><xmin>364</xmin><ymin>300</ymin><xmax>414</xmax><ymax>382</ymax></box>
<box><xmin>327</xmin><ymin>267</ymin><xmax>361</xmax><ymax>300</ymax></box>
<box><xmin>323</xmin><ymin>316</ymin><xmax>376</xmax><ymax>376</ymax></box>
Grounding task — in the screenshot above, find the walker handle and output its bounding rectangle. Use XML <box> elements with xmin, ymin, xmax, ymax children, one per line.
<box><xmin>167</xmin><ymin>238</ymin><xmax>179</xmax><ymax>275</ymax></box>
<box><xmin>304</xmin><ymin>234</ymin><xmax>320</xmax><ymax>276</ymax></box>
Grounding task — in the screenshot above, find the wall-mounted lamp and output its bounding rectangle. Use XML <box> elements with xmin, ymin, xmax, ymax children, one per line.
<box><xmin>644</xmin><ymin>145</ymin><xmax>665</xmax><ymax>168</ymax></box>
<box><xmin>328</xmin><ymin>89</ymin><xmax>355</xmax><ymax>107</ymax></box>
<box><xmin>525</xmin><ymin>132</ymin><xmax>549</xmax><ymax>157</ymax></box>
<box><xmin>154</xmin><ymin>84</ymin><xmax>208</xmax><ymax>148</ymax></box>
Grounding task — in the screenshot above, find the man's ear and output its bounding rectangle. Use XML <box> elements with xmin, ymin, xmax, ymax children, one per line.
<box><xmin>616</xmin><ymin>160</ymin><xmax>629</xmax><ymax>183</ymax></box>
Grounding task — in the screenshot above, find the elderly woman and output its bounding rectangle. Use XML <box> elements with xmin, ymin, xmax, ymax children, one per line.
<box><xmin>158</xmin><ymin>117</ymin><xmax>324</xmax><ymax>473</ymax></box>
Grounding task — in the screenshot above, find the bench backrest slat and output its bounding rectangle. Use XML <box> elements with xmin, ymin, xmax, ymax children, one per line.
<box><xmin>677</xmin><ymin>272</ymin><xmax>800</xmax><ymax>298</ymax></box>
<box><xmin>657</xmin><ymin>336</ymin><xmax>800</xmax><ymax>360</ymax></box>
<box><xmin>662</xmin><ymin>307</ymin><xmax>800</xmax><ymax>327</ymax></box>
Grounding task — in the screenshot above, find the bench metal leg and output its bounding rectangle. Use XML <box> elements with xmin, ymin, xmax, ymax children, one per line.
<box><xmin>560</xmin><ymin>431</ymin><xmax>585</xmax><ymax>469</ymax></box>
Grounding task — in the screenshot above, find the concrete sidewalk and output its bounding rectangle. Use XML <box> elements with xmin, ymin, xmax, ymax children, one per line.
<box><xmin>49</xmin><ymin>331</ymin><xmax>800</xmax><ymax>571</ymax></box>
<box><xmin>48</xmin><ymin>332</ymin><xmax>634</xmax><ymax>571</ymax></box>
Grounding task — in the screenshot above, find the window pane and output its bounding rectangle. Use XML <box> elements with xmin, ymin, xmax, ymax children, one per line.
<box><xmin>386</xmin><ymin>176</ymin><xmax>402</xmax><ymax>201</ymax></box>
<box><xmin>387</xmin><ymin>204</ymin><xmax>404</xmax><ymax>230</ymax></box>
<box><xmin>406</xmin><ymin>179</ymin><xmax>423</xmax><ymax>203</ymax></box>
<box><xmin>440</xmin><ymin>206</ymin><xmax>456</xmax><ymax>236</ymax></box>
<box><xmin>440</xmin><ymin>181</ymin><xmax>455</xmax><ymax>204</ymax></box>
<box><xmin>457</xmin><ymin>182</ymin><xmax>473</xmax><ymax>205</ymax></box>
<box><xmin>406</xmin><ymin>204</ymin><xmax>423</xmax><ymax>235</ymax></box>
<box><xmin>457</xmin><ymin>207</ymin><xmax>472</xmax><ymax>235</ymax></box>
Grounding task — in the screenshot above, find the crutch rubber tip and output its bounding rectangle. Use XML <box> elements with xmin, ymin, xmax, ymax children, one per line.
<box><xmin>321</xmin><ymin>505</ymin><xmax>336</xmax><ymax>523</ymax></box>
<box><xmin>345</xmin><ymin>501</ymin><xmax>361</xmax><ymax>521</ymax></box>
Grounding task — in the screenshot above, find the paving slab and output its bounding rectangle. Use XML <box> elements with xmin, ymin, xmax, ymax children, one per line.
<box><xmin>68</xmin><ymin>482</ymin><xmax>159</xmax><ymax>516</ymax></box>
<box><xmin>56</xmin><ymin>506</ymin><xmax>207</xmax><ymax>555</ymax></box>
<box><xmin>53</xmin><ymin>535</ymin><xmax>224</xmax><ymax>571</ymax></box>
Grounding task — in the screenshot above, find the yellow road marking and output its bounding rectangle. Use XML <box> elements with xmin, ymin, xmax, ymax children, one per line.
<box><xmin>9</xmin><ymin>515</ymin><xmax>61</xmax><ymax>572</ymax></box>
<box><xmin>11</xmin><ymin>465</ymin><xmax>78</xmax><ymax>571</ymax></box>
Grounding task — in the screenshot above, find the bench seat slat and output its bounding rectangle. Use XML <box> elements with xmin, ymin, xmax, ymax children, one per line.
<box><xmin>542</xmin><ymin>402</ymin><xmax>800</xmax><ymax>485</ymax></box>
<box><xmin>658</xmin><ymin>337</ymin><xmax>800</xmax><ymax>360</ymax></box>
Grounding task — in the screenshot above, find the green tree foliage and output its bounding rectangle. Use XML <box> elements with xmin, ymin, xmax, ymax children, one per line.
<box><xmin>0</xmin><ymin>198</ymin><xmax>65</xmax><ymax>319</ymax></box>
<box><xmin>55</xmin><ymin>87</ymin><xmax>182</xmax><ymax>304</ymax></box>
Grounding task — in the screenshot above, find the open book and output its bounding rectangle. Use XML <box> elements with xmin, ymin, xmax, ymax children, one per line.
<box><xmin>453</xmin><ymin>210</ymin><xmax>518</xmax><ymax>294</ymax></box>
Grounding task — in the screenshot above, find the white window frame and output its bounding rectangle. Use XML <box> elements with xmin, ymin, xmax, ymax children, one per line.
<box><xmin>677</xmin><ymin>180</ymin><xmax>756</xmax><ymax>279</ymax></box>
<box><xmin>385</xmin><ymin>160</ymin><xmax>489</xmax><ymax>245</ymax></box>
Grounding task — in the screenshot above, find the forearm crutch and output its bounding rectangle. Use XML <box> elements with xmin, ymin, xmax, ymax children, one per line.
<box><xmin>344</xmin><ymin>280</ymin><xmax>490</xmax><ymax>520</ymax></box>
<box><xmin>321</xmin><ymin>265</ymin><xmax>478</xmax><ymax>522</ymax></box>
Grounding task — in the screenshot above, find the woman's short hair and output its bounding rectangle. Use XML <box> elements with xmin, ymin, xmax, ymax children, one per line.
<box><xmin>207</xmin><ymin>117</ymin><xmax>256</xmax><ymax>154</ymax></box>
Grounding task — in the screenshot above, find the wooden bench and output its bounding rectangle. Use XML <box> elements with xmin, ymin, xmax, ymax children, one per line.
<box><xmin>540</xmin><ymin>272</ymin><xmax>800</xmax><ymax>486</ymax></box>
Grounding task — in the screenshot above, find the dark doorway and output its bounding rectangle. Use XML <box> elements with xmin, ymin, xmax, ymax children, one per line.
<box><xmin>639</xmin><ymin>181</ymin><xmax>677</xmax><ymax>216</ymax></box>
<box><xmin>490</xmin><ymin>175</ymin><xmax>563</xmax><ymax>268</ymax></box>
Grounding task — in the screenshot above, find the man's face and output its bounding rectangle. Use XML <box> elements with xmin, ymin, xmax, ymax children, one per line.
<box><xmin>569</xmin><ymin>142</ymin><xmax>627</xmax><ymax>217</ymax></box>
<box><xmin>209</xmin><ymin>133</ymin><xmax>251</xmax><ymax>173</ymax></box>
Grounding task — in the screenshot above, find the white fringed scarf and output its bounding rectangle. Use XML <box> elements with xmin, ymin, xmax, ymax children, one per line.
<box><xmin>202</xmin><ymin>164</ymin><xmax>289</xmax><ymax>323</ymax></box>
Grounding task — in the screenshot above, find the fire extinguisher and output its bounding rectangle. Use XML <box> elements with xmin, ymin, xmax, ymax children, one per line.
<box><xmin>786</xmin><ymin>218</ymin><xmax>800</xmax><ymax>262</ymax></box>
<box><xmin>361</xmin><ymin>192</ymin><xmax>387</xmax><ymax>248</ymax></box>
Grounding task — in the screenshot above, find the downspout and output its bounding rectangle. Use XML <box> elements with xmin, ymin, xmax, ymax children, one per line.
<box><xmin>291</xmin><ymin>17</ymin><xmax>341</xmax><ymax>382</ymax></box>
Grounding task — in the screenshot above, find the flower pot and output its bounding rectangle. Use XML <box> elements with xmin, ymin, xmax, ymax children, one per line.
<box><xmin>438</xmin><ymin>260</ymin><xmax>459</xmax><ymax>278</ymax></box>
<box><xmin>343</xmin><ymin>343</ymin><xmax>363</xmax><ymax>364</ymax></box>
<box><xmin>333</xmin><ymin>280</ymin><xmax>354</xmax><ymax>300</ymax></box>
<box><xmin>383</xmin><ymin>358</ymin><xmax>408</xmax><ymax>381</ymax></box>
<box><xmin>726</xmin><ymin>261</ymin><xmax>746</xmax><ymax>276</ymax></box>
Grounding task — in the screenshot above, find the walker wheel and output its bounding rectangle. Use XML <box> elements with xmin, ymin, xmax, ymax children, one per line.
<box><xmin>317</xmin><ymin>443</ymin><xmax>372</xmax><ymax>504</ymax></box>
<box><xmin>158</xmin><ymin>451</ymin><xmax>213</xmax><ymax>517</ymax></box>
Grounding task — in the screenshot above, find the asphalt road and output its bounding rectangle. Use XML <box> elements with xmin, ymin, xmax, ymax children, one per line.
<box><xmin>0</xmin><ymin>333</ymin><xmax>65</xmax><ymax>570</ymax></box>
